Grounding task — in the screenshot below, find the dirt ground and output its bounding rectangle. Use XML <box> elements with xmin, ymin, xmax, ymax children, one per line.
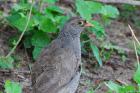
<box><xmin>77</xmin><ymin>21</ymin><xmax>138</xmax><ymax>93</ymax></box>
<box><xmin>0</xmin><ymin>20</ymin><xmax>139</xmax><ymax>93</ymax></box>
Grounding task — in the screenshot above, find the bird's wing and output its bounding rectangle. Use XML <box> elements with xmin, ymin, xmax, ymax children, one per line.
<box><xmin>32</xmin><ymin>45</ymin><xmax>79</xmax><ymax>93</ymax></box>
<box><xmin>31</xmin><ymin>40</ymin><xmax>59</xmax><ymax>85</ymax></box>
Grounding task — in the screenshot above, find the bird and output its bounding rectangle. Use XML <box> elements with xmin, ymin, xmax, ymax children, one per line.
<box><xmin>31</xmin><ymin>17</ymin><xmax>92</xmax><ymax>93</ymax></box>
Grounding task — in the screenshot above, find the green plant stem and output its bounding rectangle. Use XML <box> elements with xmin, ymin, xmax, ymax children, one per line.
<box><xmin>129</xmin><ymin>25</ymin><xmax>140</xmax><ymax>66</ymax></box>
<box><xmin>6</xmin><ymin>0</ymin><xmax>34</xmax><ymax>58</ymax></box>
<box><xmin>94</xmin><ymin>82</ymin><xmax>104</xmax><ymax>92</ymax></box>
<box><xmin>129</xmin><ymin>25</ymin><xmax>140</xmax><ymax>47</ymax></box>
<box><xmin>82</xmin><ymin>39</ymin><xmax>92</xmax><ymax>44</ymax></box>
<box><xmin>133</xmin><ymin>41</ymin><xmax>140</xmax><ymax>66</ymax></box>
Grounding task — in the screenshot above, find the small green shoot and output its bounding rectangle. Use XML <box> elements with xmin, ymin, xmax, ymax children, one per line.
<box><xmin>0</xmin><ymin>56</ymin><xmax>14</xmax><ymax>69</ymax></box>
<box><xmin>90</xmin><ymin>43</ymin><xmax>103</xmax><ymax>66</ymax></box>
<box><xmin>4</xmin><ymin>80</ymin><xmax>22</xmax><ymax>93</ymax></box>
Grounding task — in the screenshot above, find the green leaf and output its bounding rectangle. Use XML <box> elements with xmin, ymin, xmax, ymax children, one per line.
<box><xmin>76</xmin><ymin>1</ymin><xmax>105</xmax><ymax>37</ymax></box>
<box><xmin>43</xmin><ymin>0</ymin><xmax>58</xmax><ymax>4</ymax></box>
<box><xmin>19</xmin><ymin>0</ymin><xmax>28</xmax><ymax>3</ymax></box>
<box><xmin>46</xmin><ymin>5</ymin><xmax>64</xmax><ymax>14</ymax></box>
<box><xmin>31</xmin><ymin>31</ymin><xmax>50</xmax><ymax>59</ymax></box>
<box><xmin>45</xmin><ymin>5</ymin><xmax>64</xmax><ymax>21</ymax></box>
<box><xmin>133</xmin><ymin>65</ymin><xmax>140</xmax><ymax>84</ymax></box>
<box><xmin>86</xmin><ymin>88</ymin><xmax>94</xmax><ymax>93</ymax></box>
<box><xmin>6</xmin><ymin>13</ymin><xmax>33</xmax><ymax>32</ymax></box>
<box><xmin>38</xmin><ymin>16</ymin><xmax>57</xmax><ymax>32</ymax></box>
<box><xmin>89</xmin><ymin>20</ymin><xmax>105</xmax><ymax>38</ymax></box>
<box><xmin>105</xmin><ymin>81</ymin><xmax>121</xmax><ymax>93</ymax></box>
<box><xmin>23</xmin><ymin>37</ymin><xmax>32</xmax><ymax>48</ymax></box>
<box><xmin>32</xmin><ymin>13</ymin><xmax>43</xmax><ymax>26</ymax></box>
<box><xmin>33</xmin><ymin>47</ymin><xmax>43</xmax><ymax>60</ymax></box>
<box><xmin>119</xmin><ymin>85</ymin><xmax>135</xmax><ymax>93</ymax></box>
<box><xmin>12</xmin><ymin>3</ymin><xmax>31</xmax><ymax>12</ymax></box>
<box><xmin>85</xmin><ymin>1</ymin><xmax>103</xmax><ymax>14</ymax></box>
<box><xmin>0</xmin><ymin>56</ymin><xmax>14</xmax><ymax>69</ymax></box>
<box><xmin>5</xmin><ymin>80</ymin><xmax>22</xmax><ymax>93</ymax></box>
<box><xmin>31</xmin><ymin>31</ymin><xmax>50</xmax><ymax>47</ymax></box>
<box><xmin>90</xmin><ymin>43</ymin><xmax>102</xmax><ymax>66</ymax></box>
<box><xmin>100</xmin><ymin>5</ymin><xmax>119</xmax><ymax>18</ymax></box>
<box><xmin>12</xmin><ymin>4</ymin><xmax>22</xmax><ymax>12</ymax></box>
<box><xmin>122</xmin><ymin>4</ymin><xmax>137</xmax><ymax>12</ymax></box>
<box><xmin>76</xmin><ymin>0</ymin><xmax>92</xmax><ymax>20</ymax></box>
<box><xmin>54</xmin><ymin>16</ymin><xmax>69</xmax><ymax>29</ymax></box>
<box><xmin>76</xmin><ymin>0</ymin><xmax>103</xmax><ymax>20</ymax></box>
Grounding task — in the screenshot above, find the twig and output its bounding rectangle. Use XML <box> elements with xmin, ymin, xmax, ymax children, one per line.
<box><xmin>94</xmin><ymin>0</ymin><xmax>140</xmax><ymax>6</ymax></box>
<box><xmin>0</xmin><ymin>69</ymin><xmax>31</xmax><ymax>74</ymax></box>
<box><xmin>17</xmin><ymin>74</ymin><xmax>25</xmax><ymax>79</ymax></box>
<box><xmin>128</xmin><ymin>25</ymin><xmax>140</xmax><ymax>66</ymax></box>
<box><xmin>6</xmin><ymin>0</ymin><xmax>34</xmax><ymax>58</ymax></box>
<box><xmin>0</xmin><ymin>69</ymin><xmax>11</xmax><ymax>73</ymax></box>
<box><xmin>116</xmin><ymin>79</ymin><xmax>128</xmax><ymax>85</ymax></box>
<box><xmin>82</xmin><ymin>39</ymin><xmax>92</xmax><ymax>44</ymax></box>
<box><xmin>14</xmin><ymin>70</ymin><xmax>31</xmax><ymax>74</ymax></box>
<box><xmin>128</xmin><ymin>25</ymin><xmax>140</xmax><ymax>47</ymax></box>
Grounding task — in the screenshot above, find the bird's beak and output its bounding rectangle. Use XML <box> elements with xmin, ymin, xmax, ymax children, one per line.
<box><xmin>84</xmin><ymin>21</ymin><xmax>93</xmax><ymax>27</ymax></box>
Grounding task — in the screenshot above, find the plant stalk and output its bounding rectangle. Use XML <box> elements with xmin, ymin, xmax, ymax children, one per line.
<box><xmin>6</xmin><ymin>0</ymin><xmax>34</xmax><ymax>58</ymax></box>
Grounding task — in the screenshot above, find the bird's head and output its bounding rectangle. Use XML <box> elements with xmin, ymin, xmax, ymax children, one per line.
<box><xmin>61</xmin><ymin>17</ymin><xmax>93</xmax><ymax>37</ymax></box>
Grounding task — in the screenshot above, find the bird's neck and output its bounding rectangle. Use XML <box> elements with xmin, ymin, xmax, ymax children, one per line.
<box><xmin>57</xmin><ymin>31</ymin><xmax>81</xmax><ymax>58</ymax></box>
<box><xmin>58</xmin><ymin>29</ymin><xmax>80</xmax><ymax>39</ymax></box>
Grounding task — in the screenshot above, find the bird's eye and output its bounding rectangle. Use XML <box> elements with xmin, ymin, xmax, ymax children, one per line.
<box><xmin>78</xmin><ymin>21</ymin><xmax>84</xmax><ymax>26</ymax></box>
